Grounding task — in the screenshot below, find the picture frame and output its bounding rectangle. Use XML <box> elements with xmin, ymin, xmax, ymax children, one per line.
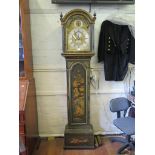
<box><xmin>52</xmin><ymin>0</ymin><xmax>134</xmax><ymax>4</ymax></box>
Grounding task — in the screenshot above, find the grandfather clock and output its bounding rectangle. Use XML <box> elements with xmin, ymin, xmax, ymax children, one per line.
<box><xmin>60</xmin><ymin>9</ymin><xmax>96</xmax><ymax>149</ymax></box>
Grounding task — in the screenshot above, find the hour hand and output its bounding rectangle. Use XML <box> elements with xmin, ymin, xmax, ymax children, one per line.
<box><xmin>72</xmin><ymin>34</ymin><xmax>77</xmax><ymax>40</ymax></box>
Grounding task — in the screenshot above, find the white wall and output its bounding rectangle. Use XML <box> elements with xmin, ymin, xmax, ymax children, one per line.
<box><xmin>29</xmin><ymin>0</ymin><xmax>135</xmax><ymax>137</ymax></box>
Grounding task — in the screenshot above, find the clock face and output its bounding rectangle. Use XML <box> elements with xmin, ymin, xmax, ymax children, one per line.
<box><xmin>66</xmin><ymin>18</ymin><xmax>91</xmax><ymax>52</ymax></box>
<box><xmin>68</xmin><ymin>28</ymin><xmax>90</xmax><ymax>51</ymax></box>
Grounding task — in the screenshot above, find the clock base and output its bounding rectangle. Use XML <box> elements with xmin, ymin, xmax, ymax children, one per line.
<box><xmin>64</xmin><ymin>124</ymin><xmax>95</xmax><ymax>149</ymax></box>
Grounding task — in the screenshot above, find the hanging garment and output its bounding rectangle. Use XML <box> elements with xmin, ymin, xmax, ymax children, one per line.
<box><xmin>98</xmin><ymin>20</ymin><xmax>135</xmax><ymax>81</ymax></box>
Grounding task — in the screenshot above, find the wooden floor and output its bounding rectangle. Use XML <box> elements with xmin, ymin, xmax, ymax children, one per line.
<box><xmin>32</xmin><ymin>137</ymin><xmax>134</xmax><ymax>155</ymax></box>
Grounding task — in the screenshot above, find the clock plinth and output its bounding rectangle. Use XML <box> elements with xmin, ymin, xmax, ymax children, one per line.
<box><xmin>60</xmin><ymin>9</ymin><xmax>96</xmax><ymax>149</ymax></box>
<box><xmin>64</xmin><ymin>124</ymin><xmax>94</xmax><ymax>149</ymax></box>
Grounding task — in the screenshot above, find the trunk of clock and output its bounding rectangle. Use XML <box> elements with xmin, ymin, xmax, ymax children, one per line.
<box><xmin>62</xmin><ymin>53</ymin><xmax>94</xmax><ymax>149</ymax></box>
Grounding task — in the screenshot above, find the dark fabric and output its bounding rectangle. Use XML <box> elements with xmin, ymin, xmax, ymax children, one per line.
<box><xmin>98</xmin><ymin>20</ymin><xmax>135</xmax><ymax>81</ymax></box>
<box><xmin>128</xmin><ymin>107</ymin><xmax>135</xmax><ymax>118</ymax></box>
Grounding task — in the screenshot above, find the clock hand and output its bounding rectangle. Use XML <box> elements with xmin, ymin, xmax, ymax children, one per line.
<box><xmin>72</xmin><ymin>34</ymin><xmax>77</xmax><ymax>40</ymax></box>
<box><xmin>77</xmin><ymin>33</ymin><xmax>80</xmax><ymax>40</ymax></box>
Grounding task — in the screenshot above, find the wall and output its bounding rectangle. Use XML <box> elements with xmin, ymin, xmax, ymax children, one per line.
<box><xmin>29</xmin><ymin>0</ymin><xmax>135</xmax><ymax>137</ymax></box>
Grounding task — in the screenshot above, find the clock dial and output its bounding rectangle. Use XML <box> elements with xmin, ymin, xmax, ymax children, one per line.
<box><xmin>66</xmin><ymin>17</ymin><xmax>90</xmax><ymax>52</ymax></box>
<box><xmin>68</xmin><ymin>28</ymin><xmax>90</xmax><ymax>51</ymax></box>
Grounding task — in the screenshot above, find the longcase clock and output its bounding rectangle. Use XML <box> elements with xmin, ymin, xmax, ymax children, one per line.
<box><xmin>60</xmin><ymin>9</ymin><xmax>96</xmax><ymax>149</ymax></box>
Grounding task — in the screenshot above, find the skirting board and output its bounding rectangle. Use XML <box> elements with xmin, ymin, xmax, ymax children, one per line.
<box><xmin>39</xmin><ymin>131</ymin><xmax>122</xmax><ymax>137</ymax></box>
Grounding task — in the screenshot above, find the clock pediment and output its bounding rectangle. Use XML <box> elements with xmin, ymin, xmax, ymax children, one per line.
<box><xmin>60</xmin><ymin>9</ymin><xmax>96</xmax><ymax>25</ymax></box>
<box><xmin>60</xmin><ymin>9</ymin><xmax>96</xmax><ymax>53</ymax></box>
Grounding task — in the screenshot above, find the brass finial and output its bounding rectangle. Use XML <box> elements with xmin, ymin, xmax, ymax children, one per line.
<box><xmin>93</xmin><ymin>12</ymin><xmax>96</xmax><ymax>18</ymax></box>
<box><xmin>60</xmin><ymin>12</ymin><xmax>63</xmax><ymax>21</ymax></box>
<box><xmin>93</xmin><ymin>12</ymin><xmax>96</xmax><ymax>21</ymax></box>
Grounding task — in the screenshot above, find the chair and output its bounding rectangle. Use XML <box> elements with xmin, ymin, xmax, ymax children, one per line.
<box><xmin>109</xmin><ymin>97</ymin><xmax>135</xmax><ymax>154</ymax></box>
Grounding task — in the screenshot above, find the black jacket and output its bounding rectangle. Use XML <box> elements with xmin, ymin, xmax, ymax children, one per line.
<box><xmin>98</xmin><ymin>20</ymin><xmax>135</xmax><ymax>81</ymax></box>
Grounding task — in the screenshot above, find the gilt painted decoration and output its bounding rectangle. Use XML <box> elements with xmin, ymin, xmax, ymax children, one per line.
<box><xmin>71</xmin><ymin>63</ymin><xmax>86</xmax><ymax>123</ymax></box>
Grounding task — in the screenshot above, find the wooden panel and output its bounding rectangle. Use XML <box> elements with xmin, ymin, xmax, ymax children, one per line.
<box><xmin>19</xmin><ymin>78</ymin><xmax>39</xmax><ymax>155</ymax></box>
<box><xmin>20</xmin><ymin>123</ymin><xmax>25</xmax><ymax>134</ymax></box>
<box><xmin>19</xmin><ymin>79</ymin><xmax>29</xmax><ymax>111</ymax></box>
<box><xmin>20</xmin><ymin>135</ymin><xmax>26</xmax><ymax>145</ymax></box>
<box><xmin>20</xmin><ymin>0</ymin><xmax>33</xmax><ymax>78</ymax></box>
<box><xmin>25</xmin><ymin>78</ymin><xmax>38</xmax><ymax>138</ymax></box>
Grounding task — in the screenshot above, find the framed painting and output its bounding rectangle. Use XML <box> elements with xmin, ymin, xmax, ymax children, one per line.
<box><xmin>52</xmin><ymin>0</ymin><xmax>134</xmax><ymax>4</ymax></box>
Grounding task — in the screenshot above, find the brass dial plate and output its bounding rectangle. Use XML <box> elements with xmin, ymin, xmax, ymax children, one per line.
<box><xmin>66</xmin><ymin>15</ymin><xmax>90</xmax><ymax>52</ymax></box>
